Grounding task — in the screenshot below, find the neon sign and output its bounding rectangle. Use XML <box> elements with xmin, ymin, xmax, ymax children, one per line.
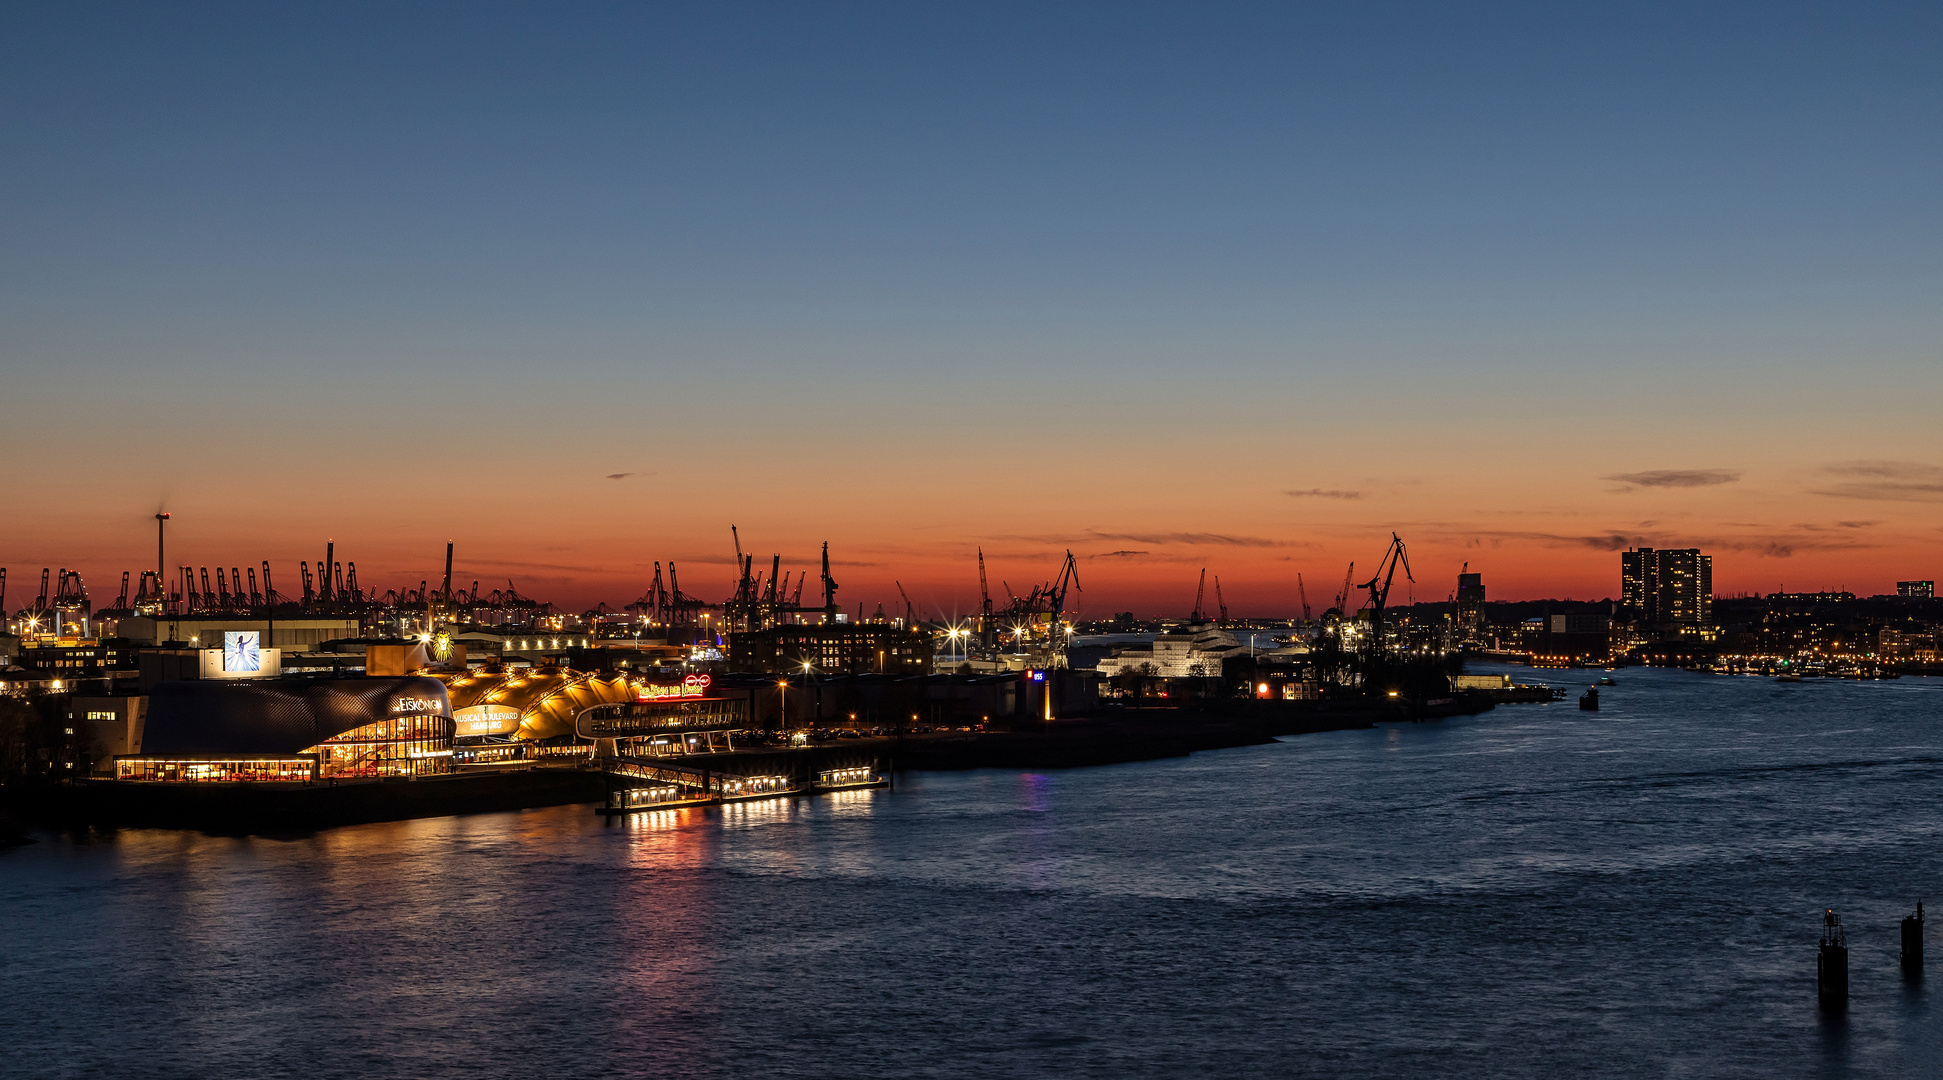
<box><xmin>635</xmin><ymin>674</ymin><xmax>712</xmax><ymax>703</ymax></box>
<box><xmin>391</xmin><ymin>696</ymin><xmax>446</xmax><ymax>715</ymax></box>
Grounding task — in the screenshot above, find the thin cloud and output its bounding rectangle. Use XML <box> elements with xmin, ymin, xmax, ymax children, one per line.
<box><xmin>1435</xmin><ymin>528</ymin><xmax>1874</xmax><ymax>558</ymax></box>
<box><xmin>1003</xmin><ymin>529</ymin><xmax>1302</xmax><ymax>549</ymax></box>
<box><xmin>1089</xmin><ymin>550</ymin><xmax>1149</xmax><ymax>559</ymax></box>
<box><xmin>1792</xmin><ymin>521</ymin><xmax>1879</xmax><ymax>532</ymax></box>
<box><xmin>1089</xmin><ymin>530</ymin><xmax>1285</xmax><ymax>548</ymax></box>
<box><xmin>605</xmin><ymin>472</ymin><xmax>634</xmax><ymax>481</ymax></box>
<box><xmin>1606</xmin><ymin>469</ymin><xmax>1741</xmax><ymax>489</ymax></box>
<box><xmin>1812</xmin><ymin>461</ymin><xmax>1943</xmax><ymax>502</ymax></box>
<box><xmin>1284</xmin><ymin>488</ymin><xmax>1363</xmax><ymax>500</ymax></box>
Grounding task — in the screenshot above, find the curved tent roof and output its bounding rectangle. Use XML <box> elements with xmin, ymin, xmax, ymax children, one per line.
<box><xmin>440</xmin><ymin>668</ymin><xmax>647</xmax><ymax>741</ymax></box>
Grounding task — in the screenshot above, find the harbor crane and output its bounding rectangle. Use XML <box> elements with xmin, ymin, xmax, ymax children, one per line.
<box><xmin>977</xmin><ymin>547</ymin><xmax>995</xmax><ymax>648</ymax></box>
<box><xmin>820</xmin><ymin>542</ymin><xmax>839</xmax><ymax>624</ymax></box>
<box><xmin>991</xmin><ymin>551</ymin><xmax>1081</xmax><ymax>649</ymax></box>
<box><xmin>896</xmin><ymin>580</ymin><xmax>917</xmax><ymax>626</ymax></box>
<box><xmin>1357</xmin><ymin>532</ymin><xmax>1414</xmax><ymax>660</ymax></box>
<box><xmin>1192</xmin><ymin>568</ymin><xmax>1207</xmax><ymax>622</ymax></box>
<box><xmin>1297</xmin><ymin>573</ymin><xmax>1312</xmax><ymax>622</ymax></box>
<box><xmin>1215</xmin><ymin>576</ymin><xmax>1229</xmax><ymax>627</ymax></box>
<box><xmin>1333</xmin><ymin>562</ymin><xmax>1355</xmax><ymax>615</ymax></box>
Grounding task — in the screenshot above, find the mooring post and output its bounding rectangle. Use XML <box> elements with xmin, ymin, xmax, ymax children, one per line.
<box><xmin>1903</xmin><ymin>901</ymin><xmax>1924</xmax><ymax>979</ymax></box>
<box><xmin>1819</xmin><ymin>908</ymin><xmax>1849</xmax><ymax>1007</ymax></box>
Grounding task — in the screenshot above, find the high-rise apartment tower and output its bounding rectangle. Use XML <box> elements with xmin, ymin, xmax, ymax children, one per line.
<box><xmin>1621</xmin><ymin>548</ymin><xmax>1713</xmax><ymax>627</ymax></box>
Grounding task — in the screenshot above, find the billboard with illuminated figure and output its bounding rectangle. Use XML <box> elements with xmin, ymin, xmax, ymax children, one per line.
<box><xmin>223</xmin><ymin>631</ymin><xmax>262</xmax><ymax>672</ymax></box>
<box><xmin>197</xmin><ymin>631</ymin><xmax>281</xmax><ymax>679</ymax></box>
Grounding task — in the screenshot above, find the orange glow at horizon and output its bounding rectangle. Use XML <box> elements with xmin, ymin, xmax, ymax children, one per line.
<box><xmin>4</xmin><ymin>446</ymin><xmax>1937</xmax><ymax>619</ymax></box>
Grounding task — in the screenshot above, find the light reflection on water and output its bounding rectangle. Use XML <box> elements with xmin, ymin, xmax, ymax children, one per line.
<box><xmin>4</xmin><ymin>668</ymin><xmax>1943</xmax><ymax>1078</ymax></box>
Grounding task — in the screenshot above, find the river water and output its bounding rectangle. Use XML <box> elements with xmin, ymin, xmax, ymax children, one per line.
<box><xmin>5</xmin><ymin>665</ymin><xmax>1942</xmax><ymax>1078</ymax></box>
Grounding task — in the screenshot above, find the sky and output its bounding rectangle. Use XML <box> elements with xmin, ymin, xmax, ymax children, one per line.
<box><xmin>2</xmin><ymin>1</ymin><xmax>1940</xmax><ymax>618</ymax></box>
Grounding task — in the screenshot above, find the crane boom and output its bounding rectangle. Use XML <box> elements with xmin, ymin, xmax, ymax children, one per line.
<box><xmin>1193</xmin><ymin>568</ymin><xmax>1207</xmax><ymax>622</ymax></box>
<box><xmin>1297</xmin><ymin>573</ymin><xmax>1312</xmax><ymax>621</ymax></box>
<box><xmin>1214</xmin><ymin>576</ymin><xmax>1228</xmax><ymax>626</ymax></box>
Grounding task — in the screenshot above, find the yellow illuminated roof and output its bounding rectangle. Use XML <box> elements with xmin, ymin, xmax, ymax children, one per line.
<box><xmin>436</xmin><ymin>668</ymin><xmax>643</xmax><ymax>740</ymax></box>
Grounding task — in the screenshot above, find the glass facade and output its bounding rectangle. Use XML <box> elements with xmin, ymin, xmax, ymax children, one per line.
<box><xmin>303</xmin><ymin>715</ymin><xmax>455</xmax><ymax>778</ymax></box>
<box><xmin>115</xmin><ymin>756</ymin><xmax>317</xmax><ymax>782</ymax></box>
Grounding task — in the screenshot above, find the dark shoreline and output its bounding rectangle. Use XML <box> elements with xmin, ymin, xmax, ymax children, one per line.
<box><xmin>0</xmin><ymin>696</ymin><xmax>1496</xmax><ymax>836</ymax></box>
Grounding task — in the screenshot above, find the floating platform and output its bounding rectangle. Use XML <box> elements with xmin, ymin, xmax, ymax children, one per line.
<box><xmin>597</xmin><ymin>752</ymin><xmax>890</xmax><ymax>815</ymax></box>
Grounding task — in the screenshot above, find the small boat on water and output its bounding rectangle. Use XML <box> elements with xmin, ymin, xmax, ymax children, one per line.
<box><xmin>1777</xmin><ymin>673</ymin><xmax>1803</xmax><ymax>683</ymax></box>
<box><xmin>1579</xmin><ymin>687</ymin><xmax>1599</xmax><ymax>711</ymax></box>
<box><xmin>1597</xmin><ymin>676</ymin><xmax>1616</xmax><ymax>686</ymax></box>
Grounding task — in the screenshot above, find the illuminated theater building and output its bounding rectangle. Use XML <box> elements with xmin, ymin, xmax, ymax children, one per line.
<box><xmin>441</xmin><ymin>669</ymin><xmax>747</xmax><ymax>762</ymax></box>
<box><xmin>115</xmin><ymin>676</ymin><xmax>454</xmax><ymax>782</ymax></box>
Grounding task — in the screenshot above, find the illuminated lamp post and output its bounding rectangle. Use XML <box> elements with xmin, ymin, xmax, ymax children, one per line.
<box><xmin>804</xmin><ymin>661</ymin><xmax>822</xmax><ymax>725</ymax></box>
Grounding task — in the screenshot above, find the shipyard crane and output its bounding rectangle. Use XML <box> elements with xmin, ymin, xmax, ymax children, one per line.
<box><xmin>820</xmin><ymin>542</ymin><xmax>839</xmax><ymax>624</ymax></box>
<box><xmin>729</xmin><ymin>526</ymin><xmax>752</xmax><ymax>627</ymax></box>
<box><xmin>977</xmin><ymin>547</ymin><xmax>995</xmax><ymax>648</ymax></box>
<box><xmin>896</xmin><ymin>580</ymin><xmax>916</xmax><ymax>626</ymax></box>
<box><xmin>1192</xmin><ymin>568</ymin><xmax>1207</xmax><ymax>622</ymax></box>
<box><xmin>1215</xmin><ymin>576</ymin><xmax>1229</xmax><ymax>627</ymax></box>
<box><xmin>1334</xmin><ymin>562</ymin><xmax>1355</xmax><ymax>615</ymax></box>
<box><xmin>112</xmin><ymin>571</ymin><xmax>131</xmax><ymax>612</ymax></box>
<box><xmin>1048</xmin><ymin>549</ymin><xmax>1081</xmax><ymax>637</ymax></box>
<box><xmin>0</xmin><ymin>569</ymin><xmax>6</xmax><ymax>625</ymax></box>
<box><xmin>1357</xmin><ymin>533</ymin><xmax>1414</xmax><ymax>661</ymax></box>
<box><xmin>1297</xmin><ymin>573</ymin><xmax>1312</xmax><ymax>622</ymax></box>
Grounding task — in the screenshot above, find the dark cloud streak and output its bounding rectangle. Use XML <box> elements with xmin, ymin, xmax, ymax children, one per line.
<box><xmin>1812</xmin><ymin>461</ymin><xmax>1943</xmax><ymax>502</ymax></box>
<box><xmin>1605</xmin><ymin>469</ymin><xmax>1741</xmax><ymax>489</ymax></box>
